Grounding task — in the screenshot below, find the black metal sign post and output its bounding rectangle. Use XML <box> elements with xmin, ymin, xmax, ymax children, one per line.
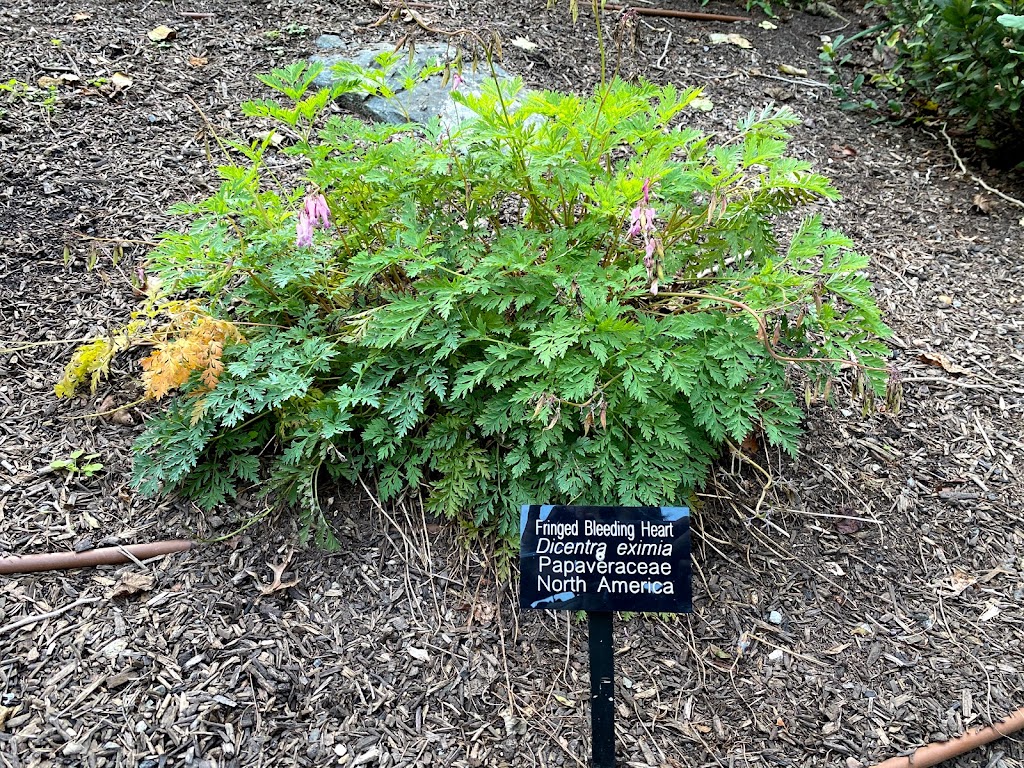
<box><xmin>519</xmin><ymin>505</ymin><xmax>693</xmax><ymax>767</ymax></box>
<box><xmin>589</xmin><ymin>611</ymin><xmax>616</xmax><ymax>768</ymax></box>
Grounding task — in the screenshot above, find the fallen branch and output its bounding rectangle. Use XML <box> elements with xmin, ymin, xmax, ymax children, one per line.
<box><xmin>871</xmin><ymin>707</ymin><xmax>1024</xmax><ymax>768</ymax></box>
<box><xmin>654</xmin><ymin>30</ymin><xmax>673</xmax><ymax>69</ymax></box>
<box><xmin>0</xmin><ymin>597</ymin><xmax>102</xmax><ymax>635</ymax></box>
<box><xmin>940</xmin><ymin>123</ymin><xmax>1024</xmax><ymax>210</ymax></box>
<box><xmin>602</xmin><ymin>4</ymin><xmax>750</xmax><ymax>22</ymax></box>
<box><xmin>0</xmin><ymin>539</ymin><xmax>194</xmax><ymax>575</ymax></box>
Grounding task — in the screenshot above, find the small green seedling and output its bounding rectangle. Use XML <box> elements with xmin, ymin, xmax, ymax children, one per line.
<box><xmin>265</xmin><ymin>22</ymin><xmax>308</xmax><ymax>40</ymax></box>
<box><xmin>0</xmin><ymin>78</ymin><xmax>59</xmax><ymax>113</ymax></box>
<box><xmin>51</xmin><ymin>450</ymin><xmax>104</xmax><ymax>478</ymax></box>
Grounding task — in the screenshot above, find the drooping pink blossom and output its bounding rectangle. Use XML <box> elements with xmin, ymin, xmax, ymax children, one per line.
<box><xmin>628</xmin><ymin>178</ymin><xmax>662</xmax><ymax>295</ymax></box>
<box><xmin>628</xmin><ymin>208</ymin><xmax>642</xmax><ymax>238</ymax></box>
<box><xmin>628</xmin><ymin>178</ymin><xmax>657</xmax><ymax>238</ymax></box>
<box><xmin>629</xmin><ymin>205</ymin><xmax>657</xmax><ymax>238</ymax></box>
<box><xmin>296</xmin><ymin>211</ymin><xmax>314</xmax><ymax>247</ymax></box>
<box><xmin>305</xmin><ymin>193</ymin><xmax>331</xmax><ymax>230</ymax></box>
<box><xmin>451</xmin><ymin>72</ymin><xmax>465</xmax><ymax>92</ymax></box>
<box><xmin>296</xmin><ymin>192</ymin><xmax>330</xmax><ymax>247</ymax></box>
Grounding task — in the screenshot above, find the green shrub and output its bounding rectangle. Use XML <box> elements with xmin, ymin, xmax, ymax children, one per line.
<box><xmin>884</xmin><ymin>0</ymin><xmax>1024</xmax><ymax>135</ymax></box>
<box><xmin>60</xmin><ymin>60</ymin><xmax>892</xmax><ymax>550</ymax></box>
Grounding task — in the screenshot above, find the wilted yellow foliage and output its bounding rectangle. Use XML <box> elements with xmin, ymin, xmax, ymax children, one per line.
<box><xmin>53</xmin><ymin>297</ymin><xmax>242</xmax><ymax>401</ymax></box>
<box><xmin>54</xmin><ymin>321</ymin><xmax>142</xmax><ymax>399</ymax></box>
<box><xmin>55</xmin><ymin>338</ymin><xmax>117</xmax><ymax>398</ymax></box>
<box><xmin>140</xmin><ymin>312</ymin><xmax>243</xmax><ymax>400</ymax></box>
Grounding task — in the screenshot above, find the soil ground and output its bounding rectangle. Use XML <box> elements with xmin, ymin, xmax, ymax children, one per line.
<box><xmin>2</xmin><ymin>0</ymin><xmax>1023</xmax><ymax>766</ymax></box>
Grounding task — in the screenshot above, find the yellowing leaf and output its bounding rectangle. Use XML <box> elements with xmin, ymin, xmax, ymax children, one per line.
<box><xmin>709</xmin><ymin>33</ymin><xmax>753</xmax><ymax>49</ymax></box>
<box><xmin>510</xmin><ymin>36</ymin><xmax>539</xmax><ymax>51</ymax></box>
<box><xmin>111</xmin><ymin>572</ymin><xmax>155</xmax><ymax>598</ymax></box>
<box><xmin>940</xmin><ymin>568</ymin><xmax>977</xmax><ymax>596</ymax></box>
<box><xmin>111</xmin><ymin>72</ymin><xmax>133</xmax><ymax>90</ymax></box>
<box><xmin>690</xmin><ymin>96</ymin><xmax>714</xmax><ymax>112</ymax></box>
<box><xmin>709</xmin><ymin>644</ymin><xmax>732</xmax><ymax>660</ymax></box>
<box><xmin>56</xmin><ymin>337</ymin><xmax>118</xmax><ymax>398</ymax></box>
<box><xmin>918</xmin><ymin>352</ymin><xmax>970</xmax><ymax>376</ymax></box>
<box><xmin>253</xmin><ymin>129</ymin><xmax>284</xmax><ymax>148</ymax></box>
<box><xmin>759</xmin><ymin>20</ymin><xmax>778</xmax><ymax>29</ymax></box>
<box><xmin>778</xmin><ymin>64</ymin><xmax>808</xmax><ymax>76</ymax></box>
<box><xmin>148</xmin><ymin>25</ymin><xmax>176</xmax><ymax>42</ymax></box>
<box><xmin>972</xmin><ymin>193</ymin><xmax>993</xmax><ymax>214</ymax></box>
<box><xmin>38</xmin><ymin>72</ymin><xmax>80</xmax><ymax>88</ymax></box>
<box><xmin>140</xmin><ymin>311</ymin><xmax>243</xmax><ymax>400</ymax></box>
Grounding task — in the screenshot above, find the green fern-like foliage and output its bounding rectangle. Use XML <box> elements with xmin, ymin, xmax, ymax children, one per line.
<box><xmin>123</xmin><ymin>63</ymin><xmax>890</xmax><ymax>548</ymax></box>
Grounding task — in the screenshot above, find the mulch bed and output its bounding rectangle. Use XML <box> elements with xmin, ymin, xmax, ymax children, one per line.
<box><xmin>2</xmin><ymin>0</ymin><xmax>1023</xmax><ymax>766</ymax></box>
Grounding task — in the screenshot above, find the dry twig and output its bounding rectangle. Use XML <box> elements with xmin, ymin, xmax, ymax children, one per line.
<box><xmin>940</xmin><ymin>123</ymin><xmax>1024</xmax><ymax>210</ymax></box>
<box><xmin>0</xmin><ymin>597</ymin><xmax>102</xmax><ymax>635</ymax></box>
<box><xmin>603</xmin><ymin>3</ymin><xmax>749</xmax><ymax>22</ymax></box>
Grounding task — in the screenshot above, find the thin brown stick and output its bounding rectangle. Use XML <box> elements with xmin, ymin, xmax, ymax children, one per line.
<box><xmin>70</xmin><ymin>397</ymin><xmax>146</xmax><ymax>421</ymax></box>
<box><xmin>870</xmin><ymin>707</ymin><xmax>1024</xmax><ymax>768</ymax></box>
<box><xmin>940</xmin><ymin>123</ymin><xmax>1024</xmax><ymax>210</ymax></box>
<box><xmin>0</xmin><ymin>337</ymin><xmax>98</xmax><ymax>354</ymax></box>
<box><xmin>654</xmin><ymin>30</ymin><xmax>673</xmax><ymax>69</ymax></box>
<box><xmin>388</xmin><ymin>0</ymin><xmax>445</xmax><ymax>8</ymax></box>
<box><xmin>602</xmin><ymin>3</ymin><xmax>749</xmax><ymax>22</ymax></box>
<box><xmin>0</xmin><ymin>597</ymin><xmax>102</xmax><ymax>635</ymax></box>
<box><xmin>747</xmin><ymin>632</ymin><xmax>830</xmax><ymax>667</ymax></box>
<box><xmin>401</xmin><ymin>4</ymin><xmax>474</xmax><ymax>36</ymax></box>
<box><xmin>76</xmin><ymin>234</ymin><xmax>158</xmax><ymax>246</ymax></box>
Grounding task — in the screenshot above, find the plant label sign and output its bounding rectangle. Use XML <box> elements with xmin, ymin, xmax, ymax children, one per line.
<box><xmin>519</xmin><ymin>505</ymin><xmax>691</xmax><ymax>613</ymax></box>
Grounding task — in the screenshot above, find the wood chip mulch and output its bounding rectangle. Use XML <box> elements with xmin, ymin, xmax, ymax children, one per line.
<box><xmin>2</xmin><ymin>0</ymin><xmax>1023</xmax><ymax>766</ymax></box>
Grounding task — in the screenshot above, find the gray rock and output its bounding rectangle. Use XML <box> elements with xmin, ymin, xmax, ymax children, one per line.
<box><xmin>311</xmin><ymin>37</ymin><xmax>519</xmax><ymax>132</ymax></box>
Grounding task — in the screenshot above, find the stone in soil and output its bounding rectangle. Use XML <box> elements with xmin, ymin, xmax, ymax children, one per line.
<box><xmin>311</xmin><ymin>37</ymin><xmax>519</xmax><ymax>131</ymax></box>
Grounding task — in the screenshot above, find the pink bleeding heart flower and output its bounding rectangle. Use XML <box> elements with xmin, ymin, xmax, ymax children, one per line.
<box><xmin>629</xmin><ymin>178</ymin><xmax>662</xmax><ymax>295</ymax></box>
<box><xmin>451</xmin><ymin>72</ymin><xmax>465</xmax><ymax>92</ymax></box>
<box><xmin>296</xmin><ymin>211</ymin><xmax>314</xmax><ymax>248</ymax></box>
<box><xmin>305</xmin><ymin>193</ymin><xmax>331</xmax><ymax>230</ymax></box>
<box><xmin>296</xmin><ymin>192</ymin><xmax>330</xmax><ymax>247</ymax></box>
<box><xmin>628</xmin><ymin>178</ymin><xmax>657</xmax><ymax>238</ymax></box>
<box><xmin>628</xmin><ymin>205</ymin><xmax>657</xmax><ymax>238</ymax></box>
<box><xmin>647</xmin><ymin>238</ymin><xmax>662</xmax><ymax>295</ymax></box>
